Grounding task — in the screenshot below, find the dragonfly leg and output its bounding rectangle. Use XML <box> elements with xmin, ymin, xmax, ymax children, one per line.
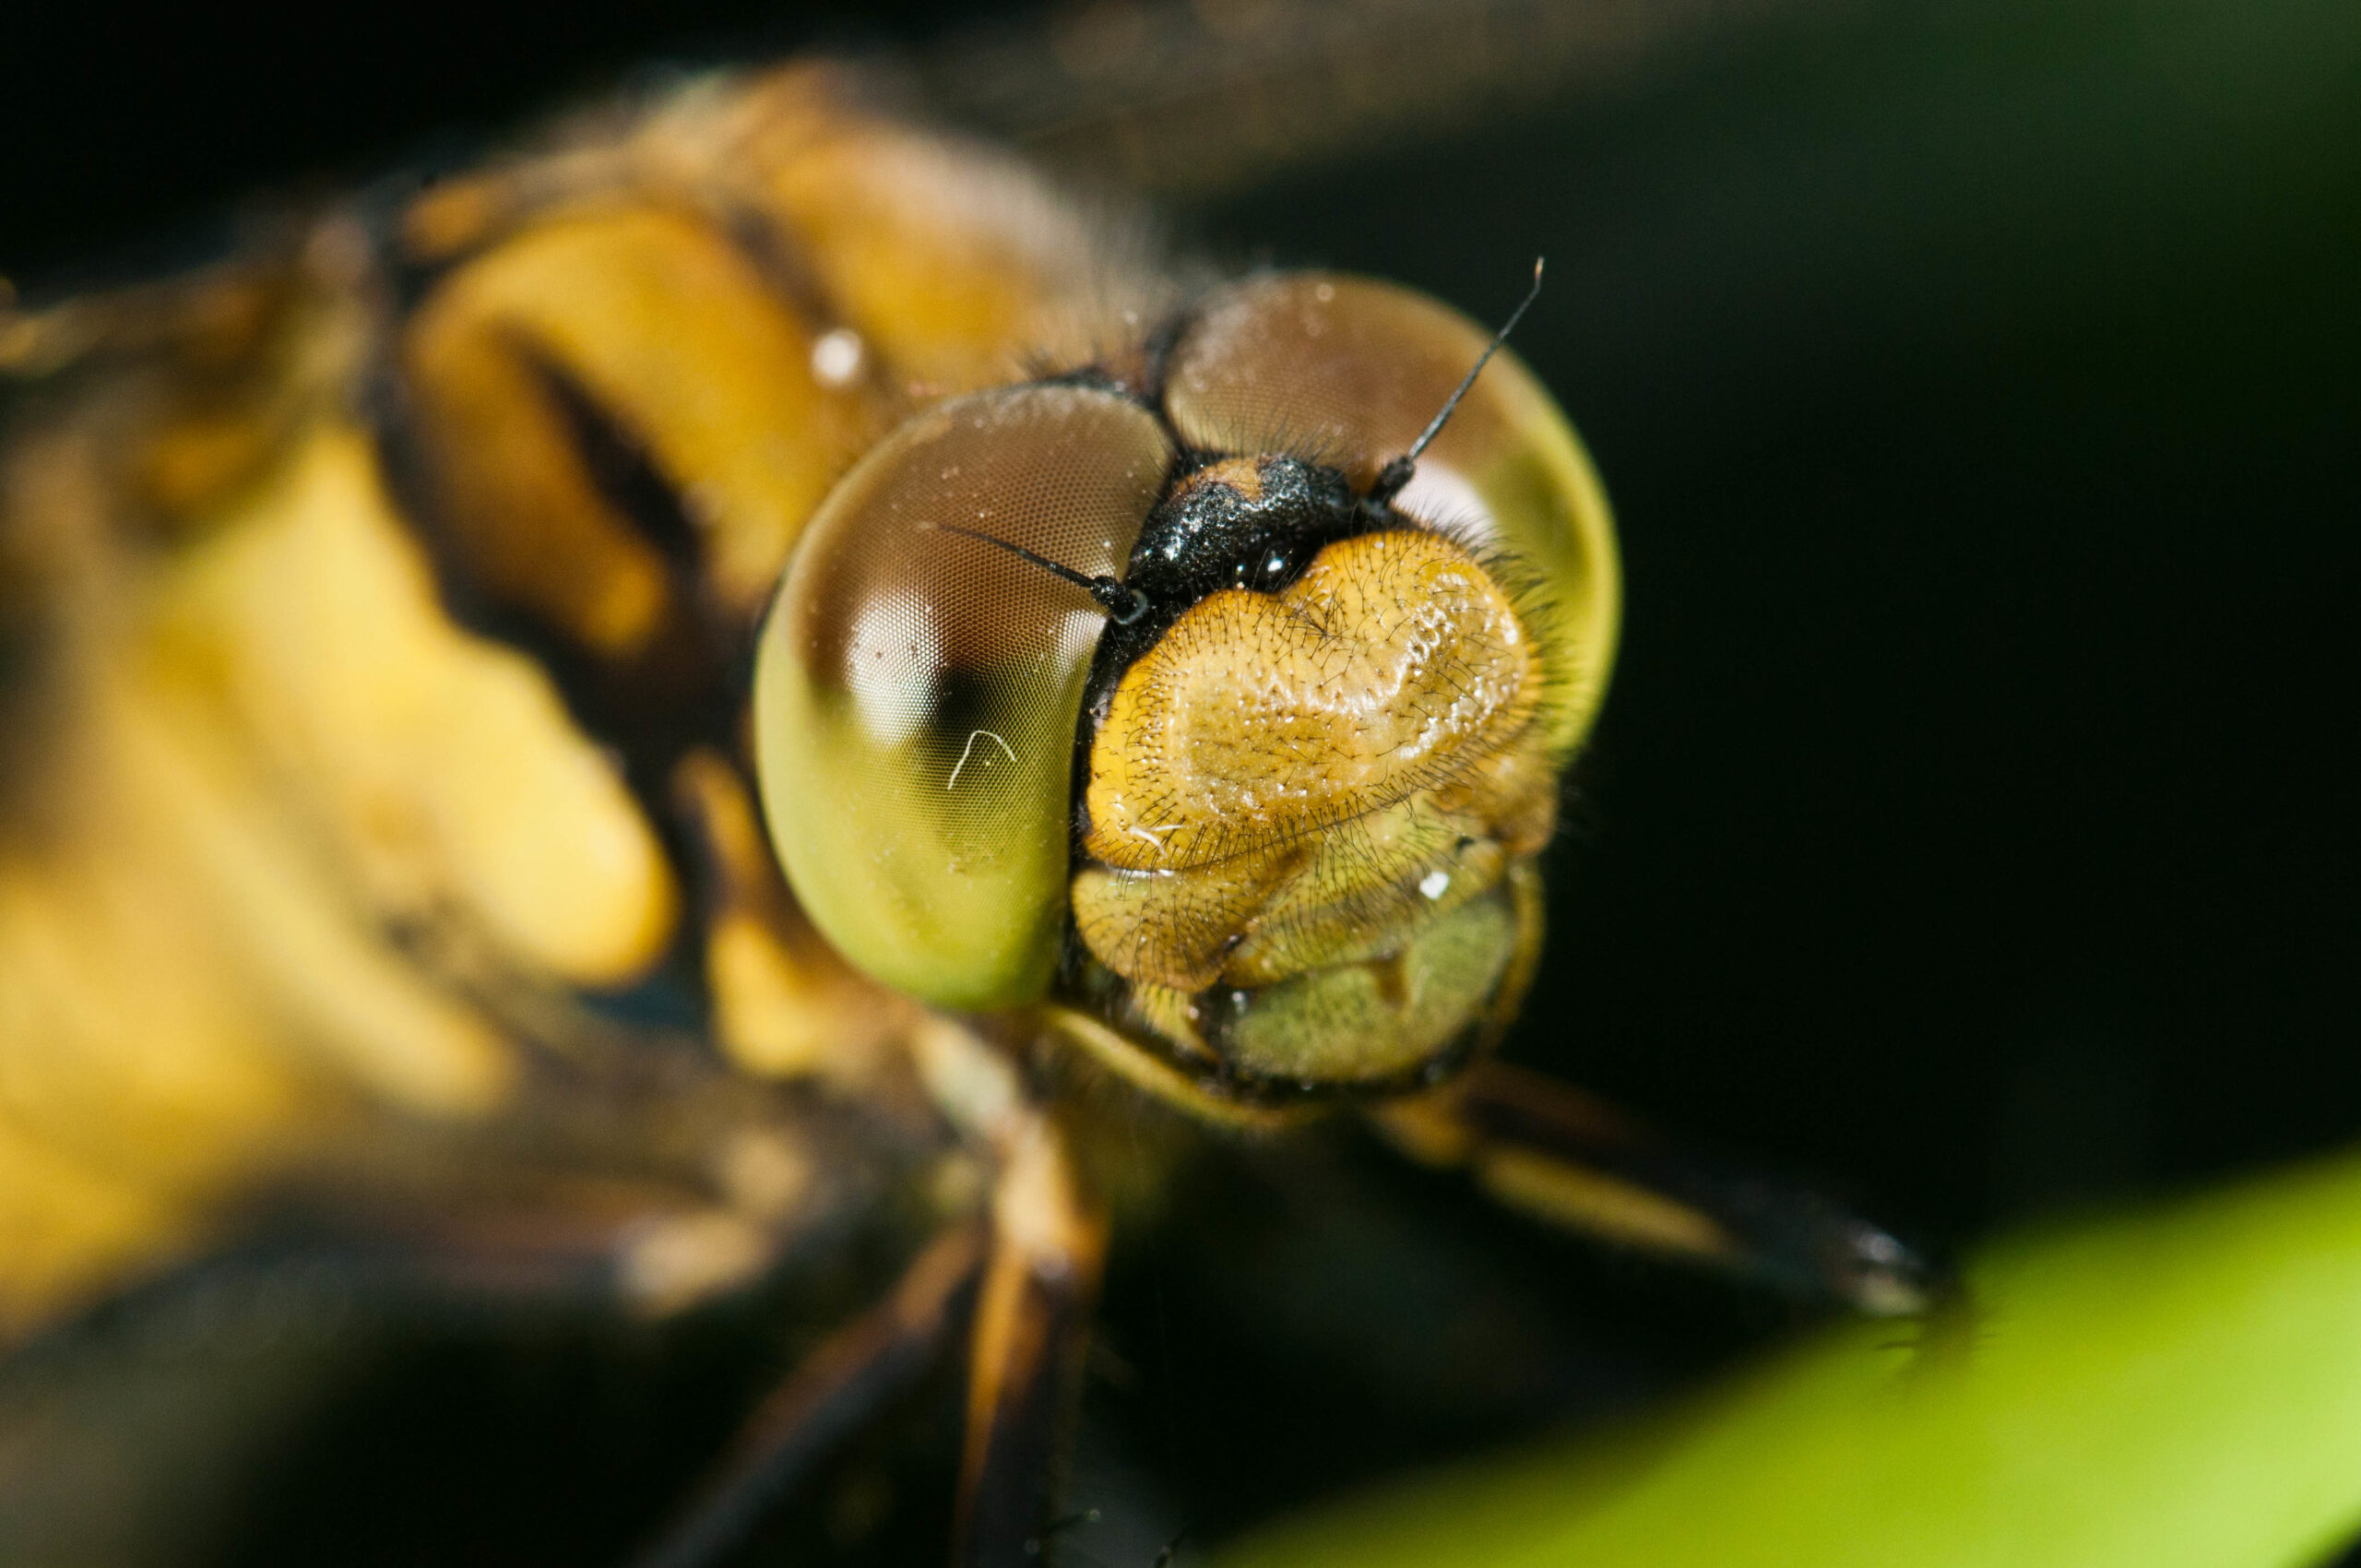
<box><xmin>1370</xmin><ymin>1060</ymin><xmax>1937</xmax><ymax>1315</ymax></box>
<box><xmin>953</xmin><ymin>1111</ymin><xmax>1109</xmax><ymax>1568</ymax></box>
<box><xmin>626</xmin><ymin>1218</ymin><xmax>989</xmax><ymax>1568</ymax></box>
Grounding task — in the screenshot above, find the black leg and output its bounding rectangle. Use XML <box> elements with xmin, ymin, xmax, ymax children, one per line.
<box><xmin>953</xmin><ymin>1116</ymin><xmax>1108</xmax><ymax>1568</ymax></box>
<box><xmin>628</xmin><ymin>1219</ymin><xmax>989</xmax><ymax>1568</ymax></box>
<box><xmin>1372</xmin><ymin>1060</ymin><xmax>1936</xmax><ymax>1314</ymax></box>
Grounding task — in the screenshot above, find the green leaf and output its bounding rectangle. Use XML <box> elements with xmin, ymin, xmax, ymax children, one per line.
<box><xmin>1215</xmin><ymin>1150</ymin><xmax>2361</xmax><ymax>1568</ymax></box>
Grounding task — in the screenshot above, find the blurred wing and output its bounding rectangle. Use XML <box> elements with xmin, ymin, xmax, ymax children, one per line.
<box><xmin>908</xmin><ymin>0</ymin><xmax>1814</xmax><ymax>199</ymax></box>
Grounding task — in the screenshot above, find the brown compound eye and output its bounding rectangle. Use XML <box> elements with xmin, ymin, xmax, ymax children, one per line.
<box><xmin>1165</xmin><ymin>272</ymin><xmax>1620</xmax><ymax>755</ymax></box>
<box><xmin>753</xmin><ymin>385</ymin><xmax>1174</xmax><ymax>1009</ymax></box>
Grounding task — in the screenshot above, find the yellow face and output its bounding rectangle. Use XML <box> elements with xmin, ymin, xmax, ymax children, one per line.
<box><xmin>754</xmin><ymin>272</ymin><xmax>1619</xmax><ymax>1109</ymax></box>
<box><xmin>1072</xmin><ymin>462</ymin><xmax>1558</xmax><ymax>1091</ymax></box>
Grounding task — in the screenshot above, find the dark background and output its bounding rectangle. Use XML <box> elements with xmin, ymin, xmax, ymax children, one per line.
<box><xmin>5</xmin><ymin>1</ymin><xmax>2356</xmax><ymax>1563</ymax></box>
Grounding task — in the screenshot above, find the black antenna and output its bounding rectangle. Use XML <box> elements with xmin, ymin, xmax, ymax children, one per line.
<box><xmin>922</xmin><ymin>523</ymin><xmax>1149</xmax><ymax>625</ymax></box>
<box><xmin>1369</xmin><ymin>257</ymin><xmax>1546</xmax><ymax>504</ymax></box>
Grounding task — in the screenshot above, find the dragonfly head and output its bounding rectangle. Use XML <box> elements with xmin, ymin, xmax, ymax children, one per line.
<box><xmin>754</xmin><ymin>273</ymin><xmax>1619</xmax><ymax>1110</ymax></box>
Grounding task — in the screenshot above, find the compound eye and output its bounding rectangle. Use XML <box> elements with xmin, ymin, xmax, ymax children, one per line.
<box><xmin>753</xmin><ymin>386</ymin><xmax>1173</xmax><ymax>1009</ymax></box>
<box><xmin>1165</xmin><ymin>273</ymin><xmax>1620</xmax><ymax>755</ymax></box>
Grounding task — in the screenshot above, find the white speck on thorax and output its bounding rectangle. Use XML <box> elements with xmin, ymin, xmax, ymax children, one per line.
<box><xmin>811</xmin><ymin>327</ymin><xmax>864</xmax><ymax>387</ymax></box>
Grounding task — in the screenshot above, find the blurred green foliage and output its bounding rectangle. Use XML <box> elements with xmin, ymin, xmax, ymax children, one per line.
<box><xmin>1216</xmin><ymin>1148</ymin><xmax>2361</xmax><ymax>1568</ymax></box>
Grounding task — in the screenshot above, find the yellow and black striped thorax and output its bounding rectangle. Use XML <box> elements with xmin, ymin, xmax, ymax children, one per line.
<box><xmin>0</xmin><ymin>61</ymin><xmax>1618</xmax><ymax>1336</ymax></box>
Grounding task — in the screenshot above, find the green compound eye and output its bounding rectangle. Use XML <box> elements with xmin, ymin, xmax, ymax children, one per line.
<box><xmin>753</xmin><ymin>385</ymin><xmax>1174</xmax><ymax>1010</ymax></box>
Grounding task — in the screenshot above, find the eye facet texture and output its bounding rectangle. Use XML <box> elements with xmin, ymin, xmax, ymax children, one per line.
<box><xmin>753</xmin><ymin>386</ymin><xmax>1173</xmax><ymax>1009</ymax></box>
<box><xmin>1165</xmin><ymin>272</ymin><xmax>1620</xmax><ymax>755</ymax></box>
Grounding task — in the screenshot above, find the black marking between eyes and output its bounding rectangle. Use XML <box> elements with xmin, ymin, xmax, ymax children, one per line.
<box><xmin>1091</xmin><ymin>454</ymin><xmax>1376</xmax><ymax>680</ymax></box>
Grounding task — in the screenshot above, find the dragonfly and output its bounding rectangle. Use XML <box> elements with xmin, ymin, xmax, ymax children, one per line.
<box><xmin>0</xmin><ymin>7</ymin><xmax>1927</xmax><ymax>1564</ymax></box>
